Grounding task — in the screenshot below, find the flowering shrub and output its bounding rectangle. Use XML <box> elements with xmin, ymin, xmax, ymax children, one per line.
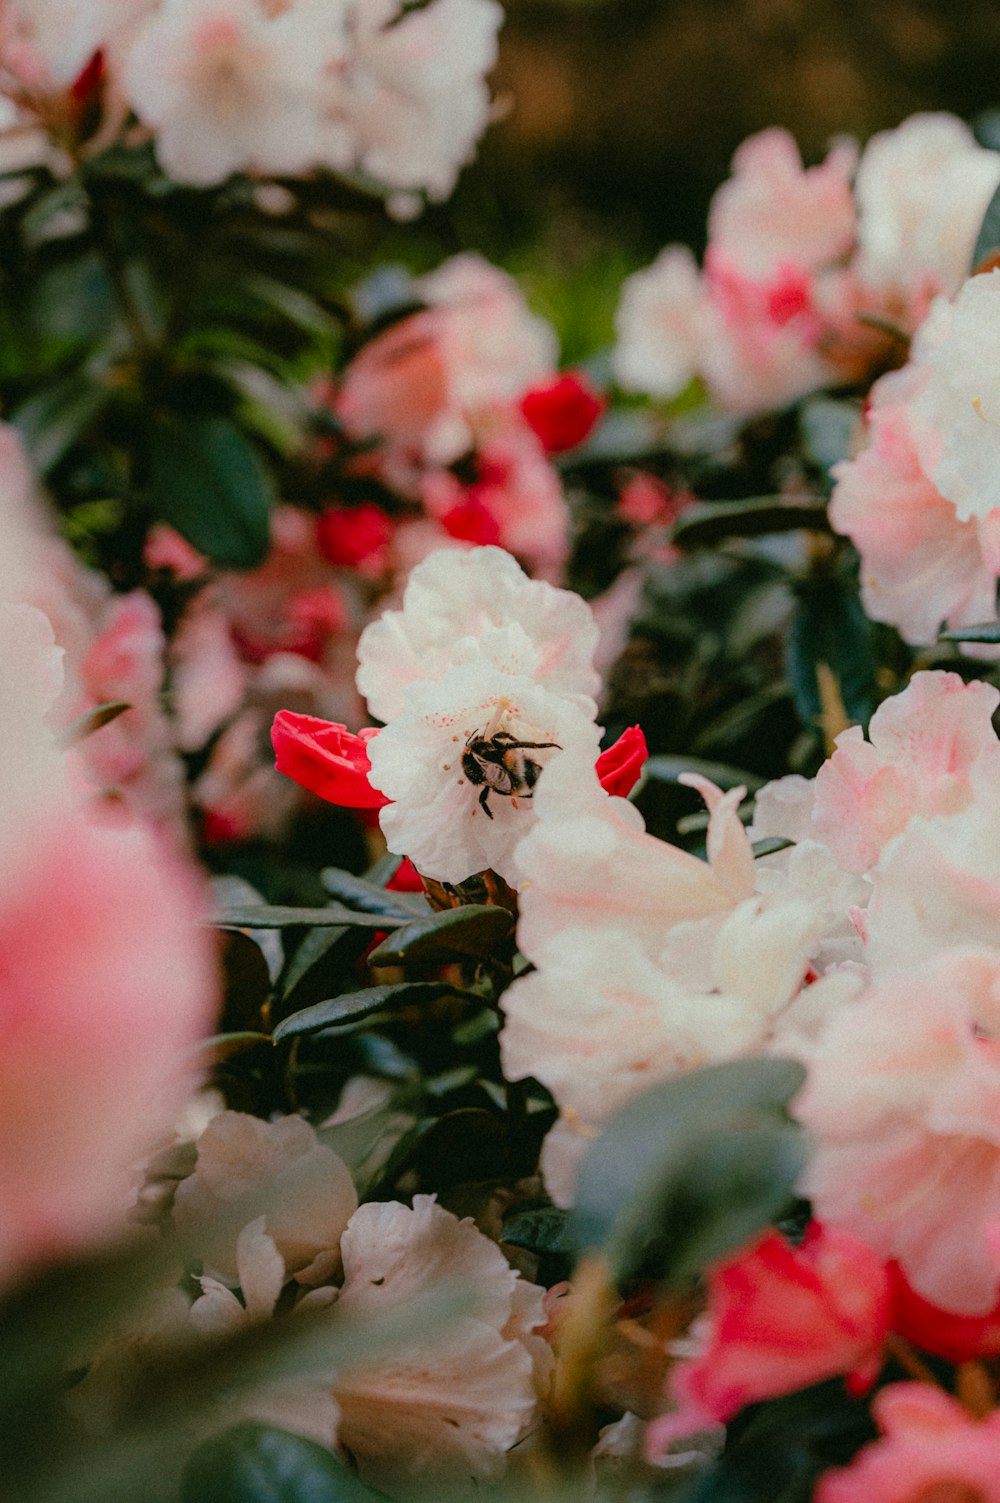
<box><xmin>8</xmin><ymin>10</ymin><xmax>1000</xmax><ymax>1503</ymax></box>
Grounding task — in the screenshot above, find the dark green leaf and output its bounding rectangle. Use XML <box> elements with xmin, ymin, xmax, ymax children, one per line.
<box><xmin>272</xmin><ymin>983</ymin><xmax>479</xmax><ymax>1042</ymax></box>
<box><xmin>213</xmin><ymin>905</ymin><xmax>404</xmax><ymax>930</ymax></box>
<box><xmin>671</xmin><ymin>496</ymin><xmax>829</xmax><ymax>548</ymax></box>
<box><xmin>787</xmin><ymin>581</ymin><xmax>876</xmax><ymax>730</ymax></box>
<box><xmin>182</xmin><ymin>1423</ymin><xmax>391</xmax><ymax>1503</ymax></box>
<box><xmin>643</xmin><ymin>754</ymin><xmax>764</xmax><ymax>794</ymax></box>
<box><xmin>366</xmin><ymin>904</ymin><xmax>513</xmax><ymax>965</ymax></box>
<box><xmin>799</xmin><ymin>397</ymin><xmax>861</xmax><ymax>476</ymax></box>
<box><xmin>571</xmin><ymin>1057</ymin><xmax>807</xmax><ymax>1284</ymax></box>
<box><xmin>973</xmin><ymin>177</ymin><xmax>1000</xmax><ymax>268</ymax></box>
<box><xmin>279</xmin><ymin>924</ymin><xmax>351</xmax><ymax>1001</ymax></box>
<box><xmin>58</xmin><ymin>700</ymin><xmax>131</xmax><ymax>747</ymax></box>
<box><xmin>502</xmin><ymin>1206</ymin><xmax>572</xmax><ymax>1256</ymax></box>
<box><xmin>939</xmin><ymin>621</ymin><xmax>1000</xmax><ymax>644</ymax></box>
<box><xmin>320</xmin><ymin>868</ymin><xmax>429</xmax><ymax>919</ymax></box>
<box><xmin>13</xmin><ymin>374</ymin><xmax>107</xmax><ymax>474</ymax></box>
<box><xmin>751</xmin><ymin>837</ymin><xmax>795</xmax><ymax>858</ymax></box>
<box><xmin>147</xmin><ymin>414</ymin><xmax>275</xmax><ymax>569</ymax></box>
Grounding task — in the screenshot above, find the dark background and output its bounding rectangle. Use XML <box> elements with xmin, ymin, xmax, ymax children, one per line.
<box><xmin>451</xmin><ymin>0</ymin><xmax>1000</xmax><ymax>263</ymax></box>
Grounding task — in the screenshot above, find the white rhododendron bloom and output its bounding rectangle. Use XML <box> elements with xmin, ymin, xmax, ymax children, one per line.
<box><xmin>793</xmin><ymin>948</ymin><xmax>1000</xmax><ymax>1316</ymax></box>
<box><xmin>912</xmin><ymin>272</ymin><xmax>1000</xmax><ymax>523</ymax></box>
<box><xmin>0</xmin><ymin>0</ymin><xmax>150</xmax><ymax>88</ymax></box>
<box><xmin>332</xmin><ymin>1195</ymin><xmax>551</xmax><ymax>1491</ymax></box>
<box><xmin>173</xmin><ymin>1111</ymin><xmax>359</xmax><ymax>1285</ymax></box>
<box><xmin>333</xmin><ymin>0</ymin><xmax>503</xmax><ymax>202</ymax></box>
<box><xmin>501</xmin><ymin>753</ymin><xmax>865</xmax><ymax>1204</ymax></box>
<box><xmin>122</xmin><ymin>0</ymin><xmax>339</xmax><ymax>186</ymax></box>
<box><xmin>613</xmin><ymin>245</ymin><xmax>708</xmax><ymax>400</ymax></box>
<box><xmin>356</xmin><ymin>547</ymin><xmax>602</xmax><ymax>883</ymax></box>
<box><xmin>854</xmin><ymin>113</ymin><xmax>1000</xmax><ymax>317</ymax></box>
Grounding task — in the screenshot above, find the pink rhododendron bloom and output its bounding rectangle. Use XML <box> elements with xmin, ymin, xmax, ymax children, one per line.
<box><xmin>661</xmin><ymin>1224</ymin><xmax>889</xmax><ymax>1432</ymax></box>
<box><xmin>830</xmin><ymin>365</ymin><xmax>1000</xmax><ymax>645</ymax></box>
<box><xmin>272</xmin><ymin>711</ymin><xmax>388</xmax><ymax>809</ymax></box>
<box><xmin>811</xmin><ymin>671</ymin><xmax>1000</xmax><ymax>874</ymax></box>
<box><xmin>815</xmin><ymin>1384</ymin><xmax>1000</xmax><ymax>1503</ymax></box>
<box><xmin>794</xmin><ymin>947</ymin><xmax>1000</xmax><ymax>1315</ymax></box>
<box><xmin>331</xmin><ymin>1195</ymin><xmax>551</xmax><ymax>1491</ymax></box>
<box><xmin>0</xmin><ymin>812</ymin><xmax>216</xmax><ymax>1286</ymax></box>
<box><xmin>889</xmin><ymin>1263</ymin><xmax>1000</xmax><ymax>1363</ymax></box>
<box><xmin>707</xmin><ymin>128</ymin><xmax>857</xmax><ymax>284</ymax></box>
<box><xmin>518</xmin><ymin>371</ymin><xmax>605</xmax><ymax>453</ymax></box>
<box><xmin>854</xmin><ymin>113</ymin><xmax>1000</xmax><ymax>325</ymax></box>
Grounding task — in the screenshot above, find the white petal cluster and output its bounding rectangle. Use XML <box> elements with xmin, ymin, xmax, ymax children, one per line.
<box><xmin>499</xmin><ymin>748</ymin><xmax>862</xmax><ymax>1205</ymax></box>
<box><xmin>357</xmin><ymin>546</ymin><xmax>602</xmax><ymax>884</ymax></box>
<box><xmin>170</xmin><ymin>1112</ymin><xmax>549</xmax><ymax>1492</ymax></box>
<box><xmin>0</xmin><ymin>0</ymin><xmax>501</xmax><ymax>200</ymax></box>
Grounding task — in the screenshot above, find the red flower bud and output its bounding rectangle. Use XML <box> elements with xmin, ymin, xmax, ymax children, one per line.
<box><xmin>271</xmin><ymin>711</ymin><xmax>389</xmax><ymax>809</ymax></box>
<box><xmin>316</xmin><ymin>503</ymin><xmax>393</xmax><ymax>573</ymax></box>
<box><xmin>595</xmin><ymin>725</ymin><xmax>648</xmax><ymax>797</ymax></box>
<box><xmin>519</xmin><ymin>372</ymin><xmax>605</xmax><ymax>454</ymax></box>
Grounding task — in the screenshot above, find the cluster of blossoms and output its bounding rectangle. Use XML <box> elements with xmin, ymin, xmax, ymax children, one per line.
<box><xmin>275</xmin><ymin>543</ymin><xmax>1000</xmax><ymax>1494</ymax></box>
<box><xmin>614</xmin><ymin>113</ymin><xmax>1000</xmax><ymax>413</ymax></box>
<box><xmin>0</xmin><ymin>0</ymin><xmax>502</xmax><ymax>202</ymax></box>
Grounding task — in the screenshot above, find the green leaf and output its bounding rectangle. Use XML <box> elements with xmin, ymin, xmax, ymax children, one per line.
<box><xmin>787</xmin><ymin>580</ymin><xmax>876</xmax><ymax>730</ymax></box>
<box><xmin>12</xmin><ymin>374</ymin><xmax>107</xmax><ymax>475</ymax></box>
<box><xmin>642</xmin><ymin>754</ymin><xmax>764</xmax><ymax>794</ymax></box>
<box><xmin>799</xmin><ymin>397</ymin><xmax>861</xmax><ymax>477</ymax></box>
<box><xmin>320</xmin><ymin>868</ymin><xmax>429</xmax><ymax>919</ymax></box>
<box><xmin>939</xmin><ymin>621</ymin><xmax>1000</xmax><ymax>644</ymax></box>
<box><xmin>243</xmin><ymin>273</ymin><xmax>337</xmax><ymax>336</ymax></box>
<box><xmin>571</xmin><ymin>1057</ymin><xmax>808</xmax><ymax>1285</ymax></box>
<box><xmin>671</xmin><ymin>496</ymin><xmax>830</xmax><ymax>548</ymax></box>
<box><xmin>58</xmin><ymin>700</ymin><xmax>131</xmax><ymax>747</ymax></box>
<box><xmin>147</xmin><ymin>414</ymin><xmax>275</xmax><ymax>569</ymax></box>
<box><xmin>272</xmin><ymin>983</ymin><xmax>479</xmax><ymax>1043</ymax></box>
<box><xmin>973</xmin><ymin>177</ymin><xmax>1000</xmax><ymax>268</ymax></box>
<box><xmin>501</xmin><ymin>1206</ymin><xmax>572</xmax><ymax>1256</ymax></box>
<box><xmin>182</xmin><ymin>1423</ymin><xmax>391</xmax><ymax>1503</ymax></box>
<box><xmin>366</xmin><ymin>904</ymin><xmax>513</xmax><ymax>965</ymax></box>
<box><xmin>213</xmin><ymin>905</ymin><xmax>404</xmax><ymax>930</ymax></box>
<box><xmin>751</xmin><ymin>837</ymin><xmax>795</xmax><ymax>858</ymax></box>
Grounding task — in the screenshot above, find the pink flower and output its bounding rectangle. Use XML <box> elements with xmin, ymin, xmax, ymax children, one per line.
<box><xmin>316</xmin><ymin>503</ymin><xmax>394</xmax><ymax>575</ymax></box>
<box><xmin>664</xmin><ymin>1225</ymin><xmax>889</xmax><ymax>1430</ymax></box>
<box><xmin>271</xmin><ymin>711</ymin><xmax>389</xmax><ymax>811</ymax></box>
<box><xmin>518</xmin><ymin>372</ymin><xmax>605</xmax><ymax>453</ymax></box>
<box><xmin>810</xmin><ymin>670</ymin><xmax>1000</xmax><ymax>874</ymax></box>
<box><xmin>889</xmin><ymin>1264</ymin><xmax>1000</xmax><ymax>1363</ymax></box>
<box><xmin>0</xmin><ymin>812</ymin><xmax>216</xmax><ymax>1285</ymax></box>
<box><xmin>594</xmin><ymin>726</ymin><xmax>648</xmax><ymax>798</ymax></box>
<box><xmin>815</xmin><ymin>1384</ymin><xmax>1000</xmax><ymax>1503</ymax></box>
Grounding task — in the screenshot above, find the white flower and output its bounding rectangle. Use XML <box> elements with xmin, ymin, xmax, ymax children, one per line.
<box><xmin>368</xmin><ymin>658</ymin><xmax>602</xmax><ymax>884</ymax></box>
<box><xmin>855</xmin><ymin>113</ymin><xmax>1000</xmax><ymax>314</ymax></box>
<box><xmin>1</xmin><ymin>0</ymin><xmax>151</xmax><ymax>88</ymax></box>
<box><xmin>357</xmin><ymin>546</ymin><xmax>599</xmax><ymax>723</ymax></box>
<box><xmin>911</xmin><ymin>272</ymin><xmax>1000</xmax><ymax>523</ymax></box>
<box><xmin>332</xmin><ymin>1196</ymin><xmax>550</xmax><ymax>1492</ymax></box>
<box><xmin>121</xmin><ymin>0</ymin><xmax>340</xmax><ymax>186</ymax></box>
<box><xmin>613</xmin><ymin>246</ymin><xmax>708</xmax><ymax>400</ymax></box>
<box><xmin>331</xmin><ymin>0</ymin><xmax>503</xmax><ymax>202</ymax></box>
<box><xmin>173</xmin><ymin>1111</ymin><xmax>358</xmax><ymax>1285</ymax></box>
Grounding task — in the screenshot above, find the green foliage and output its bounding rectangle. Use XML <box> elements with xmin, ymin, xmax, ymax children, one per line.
<box><xmin>147</xmin><ymin>414</ymin><xmax>275</xmax><ymax>569</ymax></box>
<box><xmin>182</xmin><ymin>1425</ymin><xmax>392</xmax><ymax>1503</ymax></box>
<box><xmin>272</xmin><ymin>983</ymin><xmax>483</xmax><ymax>1043</ymax></box>
<box><xmin>366</xmin><ymin>905</ymin><xmax>515</xmax><ymax>965</ymax></box>
<box><xmin>571</xmin><ymin>1058</ymin><xmax>807</xmax><ymax>1285</ymax></box>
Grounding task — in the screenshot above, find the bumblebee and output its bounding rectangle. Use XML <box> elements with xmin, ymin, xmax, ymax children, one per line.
<box><xmin>462</xmin><ymin>730</ymin><xmax>561</xmax><ymax>819</ymax></box>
